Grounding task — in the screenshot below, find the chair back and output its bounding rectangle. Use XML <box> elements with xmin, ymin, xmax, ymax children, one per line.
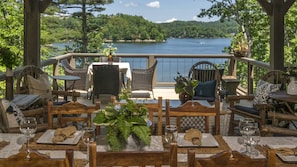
<box><xmin>131</xmin><ymin>60</ymin><xmax>157</xmax><ymax>98</ymax></box>
<box><xmin>92</xmin><ymin>65</ymin><xmax>121</xmax><ymax>102</ymax></box>
<box><xmin>47</xmin><ymin>100</ymin><xmax>100</xmax><ymax>129</ymax></box>
<box><xmin>188</xmin><ymin>61</ymin><xmax>222</xmax><ymax>102</ymax></box>
<box><xmin>15</xmin><ymin>65</ymin><xmax>46</xmax><ymax>95</ymax></box>
<box><xmin>89</xmin><ymin>141</ymin><xmax>177</xmax><ymax>167</ymax></box>
<box><xmin>261</xmin><ymin>70</ymin><xmax>288</xmax><ymax>90</ymax></box>
<box><xmin>60</xmin><ymin>59</ymin><xmax>88</xmax><ymax>90</ymax></box>
<box><xmin>145</xmin><ymin>96</ymin><xmax>163</xmax><ymax>135</ymax></box>
<box><xmin>0</xmin><ymin>150</ymin><xmax>73</xmax><ymax>167</ymax></box>
<box><xmin>188</xmin><ymin>149</ymin><xmax>266</xmax><ymax>167</ymax></box>
<box><xmin>165</xmin><ymin>99</ymin><xmax>220</xmax><ymax>134</ymax></box>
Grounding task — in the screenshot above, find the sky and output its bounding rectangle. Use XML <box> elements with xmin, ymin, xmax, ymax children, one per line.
<box><xmin>99</xmin><ymin>0</ymin><xmax>219</xmax><ymax>23</ymax></box>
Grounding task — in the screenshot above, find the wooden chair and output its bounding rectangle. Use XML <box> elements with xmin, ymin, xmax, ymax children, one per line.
<box><xmin>0</xmin><ymin>150</ymin><xmax>73</xmax><ymax>167</ymax></box>
<box><xmin>89</xmin><ymin>141</ymin><xmax>177</xmax><ymax>167</ymax></box>
<box><xmin>165</xmin><ymin>99</ymin><xmax>220</xmax><ymax>135</ymax></box>
<box><xmin>47</xmin><ymin>100</ymin><xmax>100</xmax><ymax>129</ymax></box>
<box><xmin>92</xmin><ymin>64</ymin><xmax>121</xmax><ymax>103</ymax></box>
<box><xmin>131</xmin><ymin>60</ymin><xmax>157</xmax><ymax>99</ymax></box>
<box><xmin>188</xmin><ymin>61</ymin><xmax>223</xmax><ymax>102</ymax></box>
<box><xmin>187</xmin><ymin>149</ymin><xmax>267</xmax><ymax>167</ymax></box>
<box><xmin>60</xmin><ymin>59</ymin><xmax>88</xmax><ymax>90</ymax></box>
<box><xmin>228</xmin><ymin>70</ymin><xmax>288</xmax><ymax>135</ymax></box>
<box><xmin>261</xmin><ymin>111</ymin><xmax>297</xmax><ymax>136</ymax></box>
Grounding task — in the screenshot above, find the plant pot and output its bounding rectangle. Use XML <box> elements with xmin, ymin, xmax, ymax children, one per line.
<box><xmin>104</xmin><ymin>134</ymin><xmax>145</xmax><ymax>151</ymax></box>
<box><xmin>179</xmin><ymin>92</ymin><xmax>192</xmax><ymax>104</ymax></box>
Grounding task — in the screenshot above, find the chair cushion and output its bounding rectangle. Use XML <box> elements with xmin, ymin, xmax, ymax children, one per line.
<box><xmin>253</xmin><ymin>79</ymin><xmax>281</xmax><ymax>105</ymax></box>
<box><xmin>27</xmin><ymin>73</ymin><xmax>52</xmax><ymax>102</ymax></box>
<box><xmin>0</xmin><ymin>99</ymin><xmax>25</xmax><ymax>130</ymax></box>
<box><xmin>234</xmin><ymin>105</ymin><xmax>259</xmax><ymax>115</ymax></box>
<box><xmin>194</xmin><ymin>80</ymin><xmax>216</xmax><ymax>98</ymax></box>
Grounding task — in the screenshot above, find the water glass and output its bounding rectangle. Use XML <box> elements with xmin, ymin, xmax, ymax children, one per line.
<box><xmin>164</xmin><ymin>125</ymin><xmax>178</xmax><ymax>144</ymax></box>
<box><xmin>81</xmin><ymin>127</ymin><xmax>95</xmax><ymax>160</ymax></box>
<box><xmin>19</xmin><ymin>117</ymin><xmax>37</xmax><ymax>160</ymax></box>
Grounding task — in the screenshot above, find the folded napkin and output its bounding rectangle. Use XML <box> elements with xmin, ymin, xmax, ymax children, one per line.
<box><xmin>183</xmin><ymin>128</ymin><xmax>202</xmax><ymax>145</ymax></box>
<box><xmin>0</xmin><ymin>141</ymin><xmax>10</xmax><ymax>151</ymax></box>
<box><xmin>52</xmin><ymin>126</ymin><xmax>77</xmax><ymax>143</ymax></box>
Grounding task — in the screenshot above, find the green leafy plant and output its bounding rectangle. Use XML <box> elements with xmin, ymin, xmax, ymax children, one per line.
<box><xmin>102</xmin><ymin>43</ymin><xmax>117</xmax><ymax>57</ymax></box>
<box><xmin>174</xmin><ymin>72</ymin><xmax>198</xmax><ymax>97</ymax></box>
<box><xmin>93</xmin><ymin>90</ymin><xmax>151</xmax><ymax>151</ymax></box>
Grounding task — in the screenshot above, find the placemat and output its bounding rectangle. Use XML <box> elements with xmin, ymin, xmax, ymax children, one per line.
<box><xmin>20</xmin><ymin>132</ymin><xmax>87</xmax><ymax>151</ymax></box>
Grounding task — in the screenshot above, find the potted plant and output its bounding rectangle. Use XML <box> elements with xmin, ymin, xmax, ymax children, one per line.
<box><xmin>102</xmin><ymin>43</ymin><xmax>117</xmax><ymax>62</ymax></box>
<box><xmin>93</xmin><ymin>90</ymin><xmax>151</xmax><ymax>151</ymax></box>
<box><xmin>231</xmin><ymin>32</ymin><xmax>249</xmax><ymax>57</ymax></box>
<box><xmin>174</xmin><ymin>72</ymin><xmax>198</xmax><ymax>103</ymax></box>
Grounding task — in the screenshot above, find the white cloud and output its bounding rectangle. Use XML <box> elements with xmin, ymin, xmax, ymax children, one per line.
<box><xmin>124</xmin><ymin>2</ymin><xmax>138</xmax><ymax>7</ymax></box>
<box><xmin>155</xmin><ymin>17</ymin><xmax>178</xmax><ymax>23</ymax></box>
<box><xmin>146</xmin><ymin>1</ymin><xmax>160</xmax><ymax>8</ymax></box>
<box><xmin>165</xmin><ymin>18</ymin><xmax>178</xmax><ymax>23</ymax></box>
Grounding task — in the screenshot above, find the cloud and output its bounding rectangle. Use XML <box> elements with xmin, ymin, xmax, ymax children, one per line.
<box><xmin>165</xmin><ymin>18</ymin><xmax>178</xmax><ymax>23</ymax></box>
<box><xmin>155</xmin><ymin>17</ymin><xmax>178</xmax><ymax>23</ymax></box>
<box><xmin>146</xmin><ymin>1</ymin><xmax>160</xmax><ymax>8</ymax></box>
<box><xmin>124</xmin><ymin>2</ymin><xmax>138</xmax><ymax>7</ymax></box>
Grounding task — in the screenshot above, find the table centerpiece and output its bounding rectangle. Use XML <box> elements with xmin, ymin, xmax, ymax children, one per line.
<box><xmin>102</xmin><ymin>43</ymin><xmax>117</xmax><ymax>62</ymax></box>
<box><xmin>93</xmin><ymin>90</ymin><xmax>151</xmax><ymax>151</ymax></box>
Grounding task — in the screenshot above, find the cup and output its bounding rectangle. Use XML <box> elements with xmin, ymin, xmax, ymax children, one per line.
<box><xmin>165</xmin><ymin>125</ymin><xmax>178</xmax><ymax>144</ymax></box>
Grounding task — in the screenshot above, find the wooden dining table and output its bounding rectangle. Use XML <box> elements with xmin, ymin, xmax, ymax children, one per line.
<box><xmin>1</xmin><ymin>131</ymin><xmax>297</xmax><ymax>166</ymax></box>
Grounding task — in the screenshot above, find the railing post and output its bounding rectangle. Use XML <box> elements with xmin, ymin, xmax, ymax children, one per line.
<box><xmin>148</xmin><ymin>55</ymin><xmax>157</xmax><ymax>88</ymax></box>
<box><xmin>247</xmin><ymin>63</ymin><xmax>254</xmax><ymax>94</ymax></box>
<box><xmin>228</xmin><ymin>56</ymin><xmax>237</xmax><ymax>76</ymax></box>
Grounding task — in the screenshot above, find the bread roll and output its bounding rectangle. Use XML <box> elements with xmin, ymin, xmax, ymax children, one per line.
<box><xmin>52</xmin><ymin>126</ymin><xmax>77</xmax><ymax>143</ymax></box>
<box><xmin>184</xmin><ymin>128</ymin><xmax>202</xmax><ymax>145</ymax></box>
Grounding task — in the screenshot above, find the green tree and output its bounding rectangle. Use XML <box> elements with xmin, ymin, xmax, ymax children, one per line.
<box><xmin>55</xmin><ymin>0</ymin><xmax>114</xmax><ymax>53</ymax></box>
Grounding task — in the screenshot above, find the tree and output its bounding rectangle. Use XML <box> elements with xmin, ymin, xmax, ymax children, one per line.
<box><xmin>54</xmin><ymin>0</ymin><xmax>114</xmax><ymax>53</ymax></box>
<box><xmin>0</xmin><ymin>0</ymin><xmax>23</xmax><ymax>99</ymax></box>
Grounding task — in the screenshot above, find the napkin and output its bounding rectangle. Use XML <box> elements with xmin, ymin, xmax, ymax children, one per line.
<box><xmin>52</xmin><ymin>126</ymin><xmax>77</xmax><ymax>143</ymax></box>
<box><xmin>275</xmin><ymin>147</ymin><xmax>297</xmax><ymax>156</ymax></box>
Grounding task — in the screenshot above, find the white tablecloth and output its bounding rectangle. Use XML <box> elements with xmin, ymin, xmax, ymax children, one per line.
<box><xmin>86</xmin><ymin>62</ymin><xmax>132</xmax><ymax>90</ymax></box>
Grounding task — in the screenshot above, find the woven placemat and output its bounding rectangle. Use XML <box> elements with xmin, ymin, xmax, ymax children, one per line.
<box><xmin>0</xmin><ymin>141</ymin><xmax>10</xmax><ymax>150</ymax></box>
<box><xmin>20</xmin><ymin>132</ymin><xmax>87</xmax><ymax>151</ymax></box>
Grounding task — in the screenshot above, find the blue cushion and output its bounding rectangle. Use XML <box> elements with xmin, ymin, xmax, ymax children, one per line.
<box><xmin>234</xmin><ymin>105</ymin><xmax>259</xmax><ymax>115</ymax></box>
<box><xmin>194</xmin><ymin>80</ymin><xmax>216</xmax><ymax>98</ymax></box>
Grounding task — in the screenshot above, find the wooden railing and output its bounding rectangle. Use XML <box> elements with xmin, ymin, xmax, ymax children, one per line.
<box><xmin>0</xmin><ymin>53</ymin><xmax>271</xmax><ymax>97</ymax></box>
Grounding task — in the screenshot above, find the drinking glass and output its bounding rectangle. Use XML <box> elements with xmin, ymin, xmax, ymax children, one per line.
<box><xmin>246</xmin><ymin>126</ymin><xmax>261</xmax><ymax>156</ymax></box>
<box><xmin>81</xmin><ymin>127</ymin><xmax>95</xmax><ymax>160</ymax></box>
<box><xmin>238</xmin><ymin>118</ymin><xmax>255</xmax><ymax>153</ymax></box>
<box><xmin>164</xmin><ymin>125</ymin><xmax>178</xmax><ymax>144</ymax></box>
<box><xmin>19</xmin><ymin>117</ymin><xmax>37</xmax><ymax>160</ymax></box>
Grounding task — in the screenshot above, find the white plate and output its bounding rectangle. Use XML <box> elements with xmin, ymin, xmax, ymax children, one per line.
<box><xmin>177</xmin><ymin>133</ymin><xmax>219</xmax><ymax>147</ymax></box>
<box><xmin>37</xmin><ymin>129</ymin><xmax>83</xmax><ymax>145</ymax></box>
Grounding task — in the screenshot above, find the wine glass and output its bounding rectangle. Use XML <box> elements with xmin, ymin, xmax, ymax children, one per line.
<box><xmin>164</xmin><ymin>125</ymin><xmax>178</xmax><ymax>144</ymax></box>
<box><xmin>238</xmin><ymin>118</ymin><xmax>255</xmax><ymax>153</ymax></box>
<box><xmin>246</xmin><ymin>126</ymin><xmax>261</xmax><ymax>156</ymax></box>
<box><xmin>19</xmin><ymin>117</ymin><xmax>37</xmax><ymax>160</ymax></box>
<box><xmin>81</xmin><ymin>127</ymin><xmax>95</xmax><ymax>160</ymax></box>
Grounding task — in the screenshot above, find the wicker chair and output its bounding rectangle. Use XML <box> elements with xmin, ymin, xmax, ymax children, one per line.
<box><xmin>188</xmin><ymin>61</ymin><xmax>222</xmax><ymax>102</ymax></box>
<box><xmin>228</xmin><ymin>70</ymin><xmax>289</xmax><ymax>135</ymax></box>
<box><xmin>60</xmin><ymin>59</ymin><xmax>88</xmax><ymax>90</ymax></box>
<box><xmin>92</xmin><ymin>64</ymin><xmax>121</xmax><ymax>103</ymax></box>
<box><xmin>131</xmin><ymin>60</ymin><xmax>157</xmax><ymax>99</ymax></box>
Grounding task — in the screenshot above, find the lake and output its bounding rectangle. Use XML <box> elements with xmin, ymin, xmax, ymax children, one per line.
<box><xmin>53</xmin><ymin>38</ymin><xmax>231</xmax><ymax>82</ymax></box>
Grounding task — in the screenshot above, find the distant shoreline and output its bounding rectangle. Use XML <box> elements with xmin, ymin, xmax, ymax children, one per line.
<box><xmin>104</xmin><ymin>39</ymin><xmax>165</xmax><ymax>43</ymax></box>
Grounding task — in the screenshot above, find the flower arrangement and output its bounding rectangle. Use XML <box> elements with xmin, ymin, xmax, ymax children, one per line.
<box><xmin>231</xmin><ymin>32</ymin><xmax>249</xmax><ymax>57</ymax></box>
<box><xmin>174</xmin><ymin>72</ymin><xmax>198</xmax><ymax>97</ymax></box>
<box><xmin>93</xmin><ymin>90</ymin><xmax>151</xmax><ymax>151</ymax></box>
<box><xmin>102</xmin><ymin>43</ymin><xmax>117</xmax><ymax>61</ymax></box>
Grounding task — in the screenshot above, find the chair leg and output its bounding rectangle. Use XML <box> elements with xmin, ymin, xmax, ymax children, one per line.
<box><xmin>228</xmin><ymin>112</ymin><xmax>235</xmax><ymax>136</ymax></box>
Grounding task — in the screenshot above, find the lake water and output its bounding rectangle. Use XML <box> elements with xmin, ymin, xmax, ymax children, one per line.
<box><xmin>53</xmin><ymin>38</ymin><xmax>231</xmax><ymax>82</ymax></box>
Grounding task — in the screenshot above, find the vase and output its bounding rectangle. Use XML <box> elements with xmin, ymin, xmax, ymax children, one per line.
<box><xmin>287</xmin><ymin>77</ymin><xmax>297</xmax><ymax>95</ymax></box>
<box><xmin>179</xmin><ymin>92</ymin><xmax>192</xmax><ymax>104</ymax></box>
